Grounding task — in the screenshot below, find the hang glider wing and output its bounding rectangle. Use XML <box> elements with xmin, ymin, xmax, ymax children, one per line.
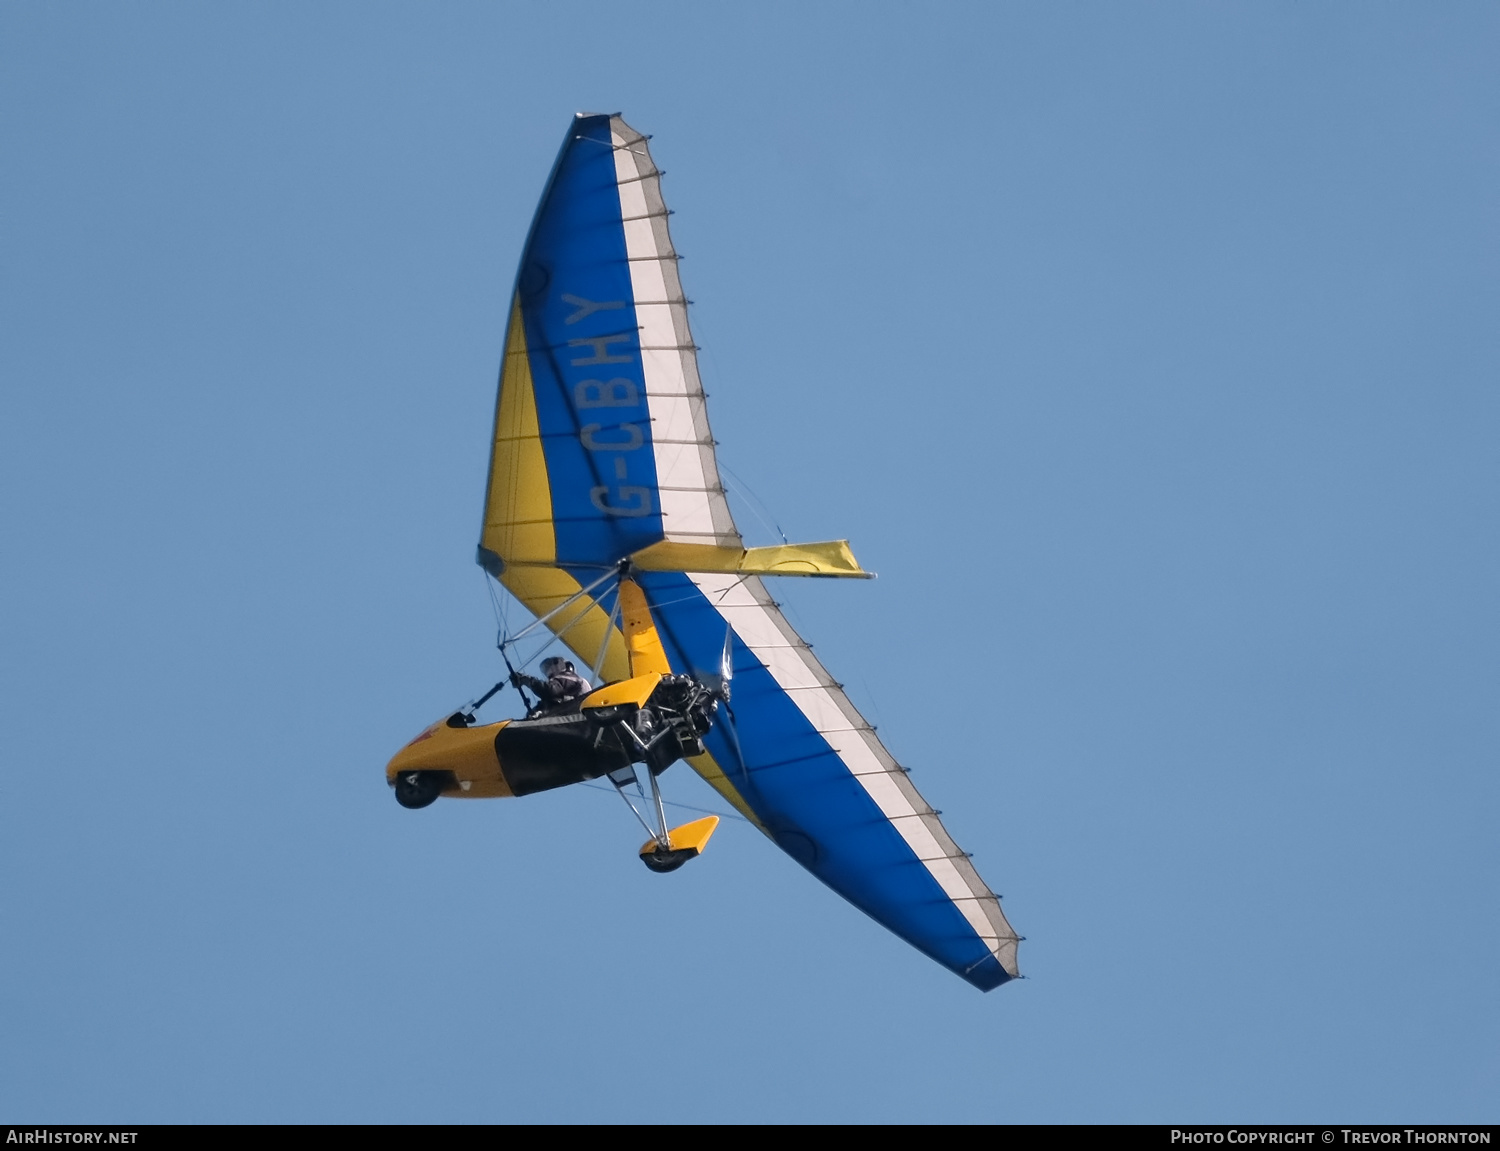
<box><xmin>478</xmin><ymin>114</ymin><xmax>1019</xmax><ymax>990</ymax></box>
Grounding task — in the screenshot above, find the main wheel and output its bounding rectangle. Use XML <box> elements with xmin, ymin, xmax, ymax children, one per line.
<box><xmin>393</xmin><ymin>770</ymin><xmax>445</xmax><ymax>809</ymax></box>
<box><xmin>641</xmin><ymin>845</ymin><xmax>698</xmax><ymax>874</ymax></box>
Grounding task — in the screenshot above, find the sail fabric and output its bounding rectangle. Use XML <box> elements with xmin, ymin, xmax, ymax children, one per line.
<box><xmin>639</xmin><ymin>569</ymin><xmax>1019</xmax><ymax>990</ymax></box>
<box><xmin>480</xmin><ymin>114</ymin><xmax>1019</xmax><ymax>990</ymax></box>
<box><xmin>480</xmin><ymin>113</ymin><xmax>735</xmax><ymax>578</ymax></box>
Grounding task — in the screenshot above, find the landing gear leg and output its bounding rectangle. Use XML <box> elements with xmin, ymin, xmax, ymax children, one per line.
<box><xmin>610</xmin><ymin>718</ymin><xmax>719</xmax><ymax>872</ymax></box>
<box><xmin>645</xmin><ymin>753</ymin><xmax>671</xmax><ymax>852</ymax></box>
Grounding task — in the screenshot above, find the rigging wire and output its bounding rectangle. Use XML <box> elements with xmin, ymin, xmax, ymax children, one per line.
<box><xmin>498</xmin><ymin>567</ymin><xmax>619</xmax><ymax>651</ymax></box>
<box><xmin>483</xmin><ymin>569</ymin><xmax>509</xmax><ymax>642</ymax></box>
<box><xmin>719</xmin><ymin>460</ymin><xmax>789</xmax><ymax>546</ymax></box>
<box><xmin>506</xmin><ymin>581</ymin><xmax>614</xmax><ymax>674</ymax></box>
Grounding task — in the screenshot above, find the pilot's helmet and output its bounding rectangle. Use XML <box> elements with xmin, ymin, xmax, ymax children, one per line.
<box><xmin>541</xmin><ymin>656</ymin><xmax>572</xmax><ymax>677</ymax></box>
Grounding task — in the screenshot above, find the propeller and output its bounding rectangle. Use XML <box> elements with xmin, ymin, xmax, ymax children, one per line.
<box><xmin>698</xmin><ymin>624</ymin><xmax>734</xmax><ymax>703</ymax></box>
<box><xmin>718</xmin><ymin>694</ymin><xmax>750</xmax><ymax>784</ymax></box>
<box><xmin>695</xmin><ymin>624</ymin><xmax>754</xmax><ymax>792</ymax></box>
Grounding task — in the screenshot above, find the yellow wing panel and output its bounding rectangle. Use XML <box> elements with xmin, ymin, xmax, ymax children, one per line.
<box><xmin>684</xmin><ymin>750</ymin><xmax>765</xmax><ymax>830</ymax></box>
<box><xmin>482</xmin><ymin>298</ymin><xmax>556</xmax><ymax>568</ymax></box>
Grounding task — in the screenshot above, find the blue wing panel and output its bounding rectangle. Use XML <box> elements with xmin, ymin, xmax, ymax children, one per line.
<box><xmin>639</xmin><ymin>571</ymin><xmax>1012</xmax><ymax>991</ymax></box>
<box><xmin>516</xmin><ymin>115</ymin><xmax>666</xmax><ymax>565</ymax></box>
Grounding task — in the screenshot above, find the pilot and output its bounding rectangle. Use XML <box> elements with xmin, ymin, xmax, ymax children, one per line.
<box><xmin>511</xmin><ymin>656</ymin><xmax>592</xmax><ymax>716</ymax></box>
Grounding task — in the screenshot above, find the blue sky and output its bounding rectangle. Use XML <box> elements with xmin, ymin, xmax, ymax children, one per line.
<box><xmin>2</xmin><ymin>2</ymin><xmax>1496</xmax><ymax>1123</ymax></box>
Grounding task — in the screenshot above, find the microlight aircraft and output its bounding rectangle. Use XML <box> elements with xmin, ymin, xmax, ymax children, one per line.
<box><xmin>386</xmin><ymin>114</ymin><xmax>1020</xmax><ymax>990</ymax></box>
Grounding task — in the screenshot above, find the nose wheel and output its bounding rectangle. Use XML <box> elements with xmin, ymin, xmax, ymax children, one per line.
<box><xmin>393</xmin><ymin>771</ymin><xmax>445</xmax><ymax>809</ymax></box>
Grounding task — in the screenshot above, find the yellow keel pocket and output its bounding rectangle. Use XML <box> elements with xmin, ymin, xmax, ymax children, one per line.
<box><xmin>639</xmin><ymin>816</ymin><xmax>720</xmax><ymax>874</ymax></box>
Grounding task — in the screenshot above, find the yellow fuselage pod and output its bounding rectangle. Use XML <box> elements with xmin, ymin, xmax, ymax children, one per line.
<box><xmin>386</xmin><ymin>718</ymin><xmax>516</xmax><ymax>799</ymax></box>
<box><xmin>385</xmin><ymin>681</ymin><xmax>669</xmax><ymax>801</ymax></box>
<box><xmin>387</xmin><ymin>579</ymin><xmax>683</xmax><ymax>802</ymax></box>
